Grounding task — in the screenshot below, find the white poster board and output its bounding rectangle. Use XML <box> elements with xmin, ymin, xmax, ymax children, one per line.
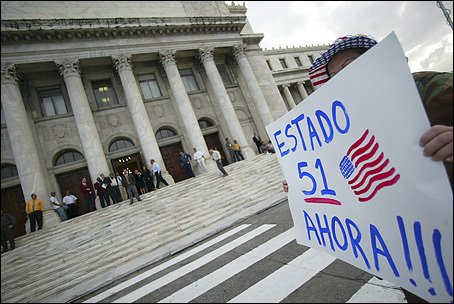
<box><xmin>266</xmin><ymin>32</ymin><xmax>453</xmax><ymax>303</ymax></box>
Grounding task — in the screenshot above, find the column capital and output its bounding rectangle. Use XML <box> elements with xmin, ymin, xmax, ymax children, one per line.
<box><xmin>198</xmin><ymin>47</ymin><xmax>214</xmax><ymax>63</ymax></box>
<box><xmin>112</xmin><ymin>54</ymin><xmax>133</xmax><ymax>73</ymax></box>
<box><xmin>55</xmin><ymin>59</ymin><xmax>81</xmax><ymax>78</ymax></box>
<box><xmin>1</xmin><ymin>63</ymin><xmax>19</xmax><ymax>84</ymax></box>
<box><xmin>297</xmin><ymin>80</ymin><xmax>306</xmax><ymax>86</ymax></box>
<box><xmin>233</xmin><ymin>44</ymin><xmax>247</xmax><ymax>60</ymax></box>
<box><xmin>281</xmin><ymin>83</ymin><xmax>290</xmax><ymax>89</ymax></box>
<box><xmin>159</xmin><ymin>49</ymin><xmax>177</xmax><ymax>67</ymax></box>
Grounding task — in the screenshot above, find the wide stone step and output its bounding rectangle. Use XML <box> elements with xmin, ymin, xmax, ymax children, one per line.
<box><xmin>1</xmin><ymin>153</ymin><xmax>286</xmax><ymax>303</ymax></box>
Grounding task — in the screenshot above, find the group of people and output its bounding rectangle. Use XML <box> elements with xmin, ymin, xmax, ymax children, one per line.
<box><xmin>252</xmin><ymin>133</ymin><xmax>275</xmax><ymax>154</ymax></box>
<box><xmin>225</xmin><ymin>138</ymin><xmax>245</xmax><ymax>163</ymax></box>
<box><xmin>179</xmin><ymin>147</ymin><xmax>209</xmax><ymax>178</ymax></box>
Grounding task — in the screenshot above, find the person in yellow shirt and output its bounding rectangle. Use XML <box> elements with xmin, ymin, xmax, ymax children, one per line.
<box><xmin>25</xmin><ymin>193</ymin><xmax>44</xmax><ymax>232</ymax></box>
<box><xmin>232</xmin><ymin>140</ymin><xmax>245</xmax><ymax>161</ymax></box>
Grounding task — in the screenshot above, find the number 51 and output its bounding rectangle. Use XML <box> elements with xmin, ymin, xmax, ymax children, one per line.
<box><xmin>298</xmin><ymin>158</ymin><xmax>336</xmax><ymax>196</ymax></box>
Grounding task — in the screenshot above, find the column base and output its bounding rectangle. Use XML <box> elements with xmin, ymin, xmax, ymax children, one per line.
<box><xmin>25</xmin><ymin>210</ymin><xmax>61</xmax><ymax>234</ymax></box>
<box><xmin>242</xmin><ymin>146</ymin><xmax>256</xmax><ymax>159</ymax></box>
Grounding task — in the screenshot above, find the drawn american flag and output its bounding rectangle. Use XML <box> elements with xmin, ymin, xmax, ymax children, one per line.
<box><xmin>339</xmin><ymin>129</ymin><xmax>400</xmax><ymax>202</ymax></box>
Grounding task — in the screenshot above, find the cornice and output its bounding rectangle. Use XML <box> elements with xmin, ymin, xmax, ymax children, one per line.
<box><xmin>263</xmin><ymin>44</ymin><xmax>329</xmax><ymax>55</ymax></box>
<box><xmin>1</xmin><ymin>16</ymin><xmax>247</xmax><ymax>44</ymax></box>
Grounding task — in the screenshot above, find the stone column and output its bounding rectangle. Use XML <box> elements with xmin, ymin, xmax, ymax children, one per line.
<box><xmin>112</xmin><ymin>54</ymin><xmax>174</xmax><ymax>183</ymax></box>
<box><xmin>281</xmin><ymin>83</ymin><xmax>297</xmax><ymax>110</ymax></box>
<box><xmin>55</xmin><ymin>59</ymin><xmax>109</xmax><ymax>184</ymax></box>
<box><xmin>1</xmin><ymin>63</ymin><xmax>60</xmax><ymax>232</ymax></box>
<box><xmin>297</xmin><ymin>81</ymin><xmax>309</xmax><ymax>100</ymax></box>
<box><xmin>159</xmin><ymin>50</ymin><xmax>216</xmax><ymax>171</ymax></box>
<box><xmin>233</xmin><ymin>44</ymin><xmax>274</xmax><ymax>127</ymax></box>
<box><xmin>198</xmin><ymin>47</ymin><xmax>255</xmax><ymax>158</ymax></box>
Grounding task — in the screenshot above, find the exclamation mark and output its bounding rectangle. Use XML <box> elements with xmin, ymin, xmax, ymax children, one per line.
<box><xmin>397</xmin><ymin>216</ymin><xmax>416</xmax><ymax>286</ymax></box>
<box><xmin>433</xmin><ymin>229</ymin><xmax>453</xmax><ymax>297</ymax></box>
<box><xmin>414</xmin><ymin>221</ymin><xmax>436</xmax><ymax>296</ymax></box>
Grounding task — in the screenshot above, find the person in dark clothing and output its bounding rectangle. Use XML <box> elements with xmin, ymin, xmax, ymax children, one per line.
<box><xmin>142</xmin><ymin>165</ymin><xmax>155</xmax><ymax>192</ymax></box>
<box><xmin>179</xmin><ymin>150</ymin><xmax>195</xmax><ymax>178</ymax></box>
<box><xmin>253</xmin><ymin>133</ymin><xmax>262</xmax><ymax>154</ymax></box>
<box><xmin>101</xmin><ymin>173</ymin><xmax>118</xmax><ymax>205</ymax></box>
<box><xmin>1</xmin><ymin>209</ymin><xmax>16</xmax><ymax>253</ymax></box>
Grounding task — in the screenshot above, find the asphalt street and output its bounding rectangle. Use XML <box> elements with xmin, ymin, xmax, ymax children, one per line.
<box><xmin>76</xmin><ymin>200</ymin><xmax>406</xmax><ymax>303</ymax></box>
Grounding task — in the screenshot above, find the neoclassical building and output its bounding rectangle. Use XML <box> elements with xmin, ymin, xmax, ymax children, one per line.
<box><xmin>1</xmin><ymin>1</ymin><xmax>328</xmax><ymax>236</ymax></box>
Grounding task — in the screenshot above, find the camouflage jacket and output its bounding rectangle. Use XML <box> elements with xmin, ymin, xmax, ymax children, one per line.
<box><xmin>413</xmin><ymin>71</ymin><xmax>453</xmax><ymax>186</ymax></box>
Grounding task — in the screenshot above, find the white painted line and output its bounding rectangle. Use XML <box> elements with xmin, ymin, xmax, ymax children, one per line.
<box><xmin>84</xmin><ymin>224</ymin><xmax>251</xmax><ymax>303</ymax></box>
<box><xmin>113</xmin><ymin>224</ymin><xmax>276</xmax><ymax>303</ymax></box>
<box><xmin>159</xmin><ymin>228</ymin><xmax>296</xmax><ymax>303</ymax></box>
<box><xmin>346</xmin><ymin>276</ymin><xmax>407</xmax><ymax>303</ymax></box>
<box><xmin>228</xmin><ymin>248</ymin><xmax>336</xmax><ymax>303</ymax></box>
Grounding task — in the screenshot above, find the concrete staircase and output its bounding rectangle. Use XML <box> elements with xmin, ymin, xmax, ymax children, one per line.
<box><xmin>1</xmin><ymin>152</ymin><xmax>287</xmax><ymax>303</ymax></box>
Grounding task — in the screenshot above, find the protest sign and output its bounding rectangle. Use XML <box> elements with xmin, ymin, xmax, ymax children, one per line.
<box><xmin>266</xmin><ymin>32</ymin><xmax>453</xmax><ymax>303</ymax></box>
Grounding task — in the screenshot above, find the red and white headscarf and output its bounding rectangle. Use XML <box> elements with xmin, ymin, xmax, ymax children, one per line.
<box><xmin>308</xmin><ymin>34</ymin><xmax>378</xmax><ymax>89</ymax></box>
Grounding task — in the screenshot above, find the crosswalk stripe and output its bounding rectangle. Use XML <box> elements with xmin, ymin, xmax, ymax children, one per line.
<box><xmin>346</xmin><ymin>276</ymin><xmax>407</xmax><ymax>303</ymax></box>
<box><xmin>113</xmin><ymin>224</ymin><xmax>276</xmax><ymax>303</ymax></box>
<box><xmin>228</xmin><ymin>248</ymin><xmax>336</xmax><ymax>303</ymax></box>
<box><xmin>83</xmin><ymin>224</ymin><xmax>252</xmax><ymax>303</ymax></box>
<box><xmin>158</xmin><ymin>228</ymin><xmax>296</xmax><ymax>303</ymax></box>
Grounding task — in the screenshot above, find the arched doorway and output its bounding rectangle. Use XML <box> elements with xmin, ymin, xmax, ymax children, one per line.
<box><xmin>1</xmin><ymin>185</ymin><xmax>27</xmax><ymax>237</ymax></box>
<box><xmin>56</xmin><ymin>167</ymin><xmax>93</xmax><ymax>216</ymax></box>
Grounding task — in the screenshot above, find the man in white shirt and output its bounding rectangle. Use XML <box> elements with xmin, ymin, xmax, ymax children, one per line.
<box><xmin>209</xmin><ymin>148</ymin><xmax>228</xmax><ymax>177</ymax></box>
<box><xmin>150</xmin><ymin>159</ymin><xmax>169</xmax><ymax>188</ymax></box>
<box><xmin>115</xmin><ymin>172</ymin><xmax>128</xmax><ymax>201</ymax></box>
<box><xmin>109</xmin><ymin>173</ymin><xmax>123</xmax><ymax>202</ymax></box>
<box><xmin>50</xmin><ymin>191</ymin><xmax>68</xmax><ymax>222</ymax></box>
<box><xmin>193</xmin><ymin>147</ymin><xmax>207</xmax><ymax>174</ymax></box>
<box><xmin>62</xmin><ymin>190</ymin><xmax>78</xmax><ymax>219</ymax></box>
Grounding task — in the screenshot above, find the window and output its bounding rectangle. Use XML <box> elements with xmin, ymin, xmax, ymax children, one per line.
<box><xmin>138</xmin><ymin>73</ymin><xmax>162</xmax><ymax>99</ymax></box>
<box><xmin>156</xmin><ymin>129</ymin><xmax>176</xmax><ymax>140</ymax></box>
<box><xmin>1</xmin><ymin>164</ymin><xmax>18</xmax><ymax>180</ymax></box>
<box><xmin>109</xmin><ymin>139</ymin><xmax>134</xmax><ymax>152</ymax></box>
<box><xmin>279</xmin><ymin>59</ymin><xmax>288</xmax><ymax>69</ymax></box>
<box><xmin>308</xmin><ymin>55</ymin><xmax>314</xmax><ymax>64</ymax></box>
<box><xmin>179</xmin><ymin>69</ymin><xmax>199</xmax><ymax>92</ymax></box>
<box><xmin>92</xmin><ymin>79</ymin><xmax>119</xmax><ymax>108</ymax></box>
<box><xmin>198</xmin><ymin>119</ymin><xmax>213</xmax><ymax>129</ymax></box>
<box><xmin>216</xmin><ymin>64</ymin><xmax>233</xmax><ymax>86</ymax></box>
<box><xmin>266</xmin><ymin>60</ymin><xmax>272</xmax><ymax>70</ymax></box>
<box><xmin>39</xmin><ymin>88</ymin><xmax>68</xmax><ymax>117</ymax></box>
<box><xmin>54</xmin><ymin>151</ymin><xmax>84</xmax><ymax>166</ymax></box>
<box><xmin>294</xmin><ymin>57</ymin><xmax>302</xmax><ymax>67</ymax></box>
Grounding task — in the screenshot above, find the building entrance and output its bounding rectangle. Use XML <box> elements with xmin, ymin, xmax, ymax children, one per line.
<box><xmin>56</xmin><ymin>167</ymin><xmax>93</xmax><ymax>216</ymax></box>
<box><xmin>111</xmin><ymin>152</ymin><xmax>144</xmax><ymax>176</ymax></box>
<box><xmin>1</xmin><ymin>185</ymin><xmax>27</xmax><ymax>237</ymax></box>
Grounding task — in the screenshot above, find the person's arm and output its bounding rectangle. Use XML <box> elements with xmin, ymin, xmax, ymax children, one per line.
<box><xmin>38</xmin><ymin>200</ymin><xmax>44</xmax><ymax>211</ymax></box>
<box><xmin>7</xmin><ymin>214</ymin><xmax>15</xmax><ymax>227</ymax></box>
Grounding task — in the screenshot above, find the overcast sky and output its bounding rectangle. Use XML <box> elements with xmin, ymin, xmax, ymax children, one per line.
<box><xmin>230</xmin><ymin>1</ymin><xmax>453</xmax><ymax>73</ymax></box>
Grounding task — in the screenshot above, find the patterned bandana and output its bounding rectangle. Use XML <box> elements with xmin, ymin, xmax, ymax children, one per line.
<box><xmin>308</xmin><ymin>34</ymin><xmax>378</xmax><ymax>89</ymax></box>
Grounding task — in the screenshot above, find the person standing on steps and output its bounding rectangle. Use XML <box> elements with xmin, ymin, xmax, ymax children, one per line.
<box><xmin>25</xmin><ymin>193</ymin><xmax>44</xmax><ymax>232</ymax></box>
<box><xmin>253</xmin><ymin>133</ymin><xmax>262</xmax><ymax>154</ymax></box>
<box><xmin>209</xmin><ymin>148</ymin><xmax>228</xmax><ymax>177</ymax></box>
<box><xmin>1</xmin><ymin>209</ymin><xmax>16</xmax><ymax>253</ymax></box>
<box><xmin>50</xmin><ymin>191</ymin><xmax>67</xmax><ymax>222</ymax></box>
<box><xmin>179</xmin><ymin>150</ymin><xmax>195</xmax><ymax>178</ymax></box>
<box><xmin>225</xmin><ymin>138</ymin><xmax>237</xmax><ymax>163</ymax></box>
<box><xmin>151</xmin><ymin>159</ymin><xmax>169</xmax><ymax>188</ymax></box>
<box><xmin>121</xmin><ymin>169</ymin><xmax>142</xmax><ymax>205</ymax></box>
<box><xmin>193</xmin><ymin>147</ymin><xmax>207</xmax><ymax>174</ymax></box>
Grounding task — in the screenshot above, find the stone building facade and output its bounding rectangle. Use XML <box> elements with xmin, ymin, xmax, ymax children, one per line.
<box><xmin>1</xmin><ymin>1</ymin><xmax>328</xmax><ymax>237</ymax></box>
